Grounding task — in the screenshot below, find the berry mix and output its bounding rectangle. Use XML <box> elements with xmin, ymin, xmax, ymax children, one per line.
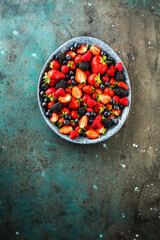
<box><xmin>40</xmin><ymin>43</ymin><xmax>129</xmax><ymax>140</ymax></box>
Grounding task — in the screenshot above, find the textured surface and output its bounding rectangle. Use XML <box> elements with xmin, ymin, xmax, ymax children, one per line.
<box><xmin>0</xmin><ymin>0</ymin><xmax>160</xmax><ymax>240</ymax></box>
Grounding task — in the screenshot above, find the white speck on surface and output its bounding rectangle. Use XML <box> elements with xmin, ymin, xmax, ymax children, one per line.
<box><xmin>133</xmin><ymin>143</ymin><xmax>138</xmax><ymax>148</ymax></box>
<box><xmin>88</xmin><ymin>2</ymin><xmax>92</xmax><ymax>6</ymax></box>
<box><xmin>42</xmin><ymin>172</ymin><xmax>45</xmax><ymax>177</ymax></box>
<box><xmin>136</xmin><ymin>234</ymin><xmax>139</xmax><ymax>237</ymax></box>
<box><xmin>69</xmin><ymin>0</ymin><xmax>74</xmax><ymax>3</ymax></box>
<box><xmin>53</xmin><ymin>228</ymin><xmax>56</xmax><ymax>231</ymax></box>
<box><xmin>103</xmin><ymin>143</ymin><xmax>107</xmax><ymax>148</ymax></box>
<box><xmin>133</xmin><ymin>176</ymin><xmax>135</xmax><ymax>178</ymax></box>
<box><xmin>13</xmin><ymin>30</ymin><xmax>19</xmax><ymax>35</ymax></box>
<box><xmin>135</xmin><ymin>187</ymin><xmax>139</xmax><ymax>192</ymax></box>
<box><xmin>142</xmin><ymin>14</ymin><xmax>144</xmax><ymax>16</ymax></box>
<box><xmin>112</xmin><ymin>24</ymin><xmax>115</xmax><ymax>27</ymax></box>
<box><xmin>148</xmin><ymin>42</ymin><xmax>151</xmax><ymax>45</ymax></box>
<box><xmin>31</xmin><ymin>53</ymin><xmax>38</xmax><ymax>58</ymax></box>
<box><xmin>16</xmin><ymin>232</ymin><xmax>19</xmax><ymax>235</ymax></box>
<box><xmin>93</xmin><ymin>185</ymin><xmax>98</xmax><ymax>190</ymax></box>
<box><xmin>96</xmin><ymin>155</ymin><xmax>98</xmax><ymax>158</ymax></box>
<box><xmin>140</xmin><ymin>149</ymin><xmax>146</xmax><ymax>153</ymax></box>
<box><xmin>120</xmin><ymin>164</ymin><xmax>126</xmax><ymax>168</ymax></box>
<box><xmin>99</xmin><ymin>234</ymin><xmax>103</xmax><ymax>238</ymax></box>
<box><xmin>122</xmin><ymin>213</ymin><xmax>125</xmax><ymax>218</ymax></box>
<box><xmin>1</xmin><ymin>51</ymin><xmax>5</xmax><ymax>54</ymax></box>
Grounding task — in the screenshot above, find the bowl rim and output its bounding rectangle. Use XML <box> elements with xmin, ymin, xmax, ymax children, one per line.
<box><xmin>37</xmin><ymin>36</ymin><xmax>131</xmax><ymax>144</ymax></box>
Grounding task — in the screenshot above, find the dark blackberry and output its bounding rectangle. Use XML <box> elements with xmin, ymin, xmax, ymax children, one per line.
<box><xmin>79</xmin><ymin>61</ymin><xmax>90</xmax><ymax>71</ymax></box>
<box><xmin>74</xmin><ymin>43</ymin><xmax>81</xmax><ymax>49</ymax></box>
<box><xmin>78</xmin><ymin>107</ymin><xmax>86</xmax><ymax>116</ymax></box>
<box><xmin>114</xmin><ymin>87</ymin><xmax>128</xmax><ymax>97</ymax></box>
<box><xmin>55</xmin><ymin>52</ymin><xmax>66</xmax><ymax>64</ymax></box>
<box><xmin>115</xmin><ymin>71</ymin><xmax>125</xmax><ymax>82</ymax></box>
<box><xmin>50</xmin><ymin>102</ymin><xmax>62</xmax><ymax>113</ymax></box>
<box><xmin>102</xmin><ymin>119</ymin><xmax>112</xmax><ymax>128</ymax></box>
<box><xmin>55</xmin><ymin>79</ymin><xmax>68</xmax><ymax>90</ymax></box>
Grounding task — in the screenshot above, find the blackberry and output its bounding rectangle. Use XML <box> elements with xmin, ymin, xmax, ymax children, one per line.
<box><xmin>55</xmin><ymin>79</ymin><xmax>68</xmax><ymax>90</ymax></box>
<box><xmin>78</xmin><ymin>107</ymin><xmax>86</xmax><ymax>116</ymax></box>
<box><xmin>79</xmin><ymin>61</ymin><xmax>90</xmax><ymax>71</ymax></box>
<box><xmin>115</xmin><ymin>71</ymin><xmax>125</xmax><ymax>82</ymax></box>
<box><xmin>102</xmin><ymin>119</ymin><xmax>112</xmax><ymax>128</ymax></box>
<box><xmin>55</xmin><ymin>52</ymin><xmax>66</xmax><ymax>64</ymax></box>
<box><xmin>114</xmin><ymin>87</ymin><xmax>128</xmax><ymax>97</ymax></box>
<box><xmin>50</xmin><ymin>102</ymin><xmax>62</xmax><ymax>113</ymax></box>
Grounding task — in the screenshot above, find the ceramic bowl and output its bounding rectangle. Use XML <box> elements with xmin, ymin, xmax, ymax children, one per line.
<box><xmin>37</xmin><ymin>36</ymin><xmax>131</xmax><ymax>144</ymax></box>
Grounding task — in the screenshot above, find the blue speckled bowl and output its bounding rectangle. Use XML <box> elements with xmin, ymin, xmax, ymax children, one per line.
<box><xmin>37</xmin><ymin>36</ymin><xmax>131</xmax><ymax>144</ymax></box>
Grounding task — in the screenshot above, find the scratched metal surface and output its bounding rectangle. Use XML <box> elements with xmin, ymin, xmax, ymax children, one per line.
<box><xmin>0</xmin><ymin>0</ymin><xmax>160</xmax><ymax>240</ymax></box>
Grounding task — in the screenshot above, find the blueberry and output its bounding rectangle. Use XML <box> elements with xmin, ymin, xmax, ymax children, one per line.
<box><xmin>101</xmin><ymin>51</ymin><xmax>107</xmax><ymax>56</ymax></box>
<box><xmin>43</xmin><ymin>97</ymin><xmax>50</xmax><ymax>103</ymax></box>
<box><xmin>113</xmin><ymin>105</ymin><xmax>120</xmax><ymax>110</ymax></box>
<box><xmin>42</xmin><ymin>102</ymin><xmax>47</xmax><ymax>108</ymax></box>
<box><xmin>69</xmin><ymin>70</ymin><xmax>74</xmax><ymax>76</ymax></box>
<box><xmin>109</xmin><ymin>99</ymin><xmax>115</xmax><ymax>105</ymax></box>
<box><xmin>71</xmin><ymin>80</ymin><xmax>76</xmax><ymax>85</ymax></box>
<box><xmin>119</xmin><ymin>104</ymin><xmax>124</xmax><ymax>109</ymax></box>
<box><xmin>88</xmin><ymin>119</ymin><xmax>93</xmax><ymax>125</ymax></box>
<box><xmin>70</xmin><ymin>76</ymin><xmax>75</xmax><ymax>80</ymax></box>
<box><xmin>104</xmin><ymin>111</ymin><xmax>110</xmax><ymax>117</ymax></box>
<box><xmin>104</xmin><ymin>82</ymin><xmax>110</xmax><ymax>87</ymax></box>
<box><xmin>70</xmin><ymin>46</ymin><xmax>76</xmax><ymax>51</ymax></box>
<box><xmin>65</xmin><ymin>114</ymin><xmax>71</xmax><ymax>120</ymax></box>
<box><xmin>75</xmin><ymin>119</ymin><xmax>79</xmax><ymax>124</ymax></box>
<box><xmin>107</xmin><ymin>56</ymin><xmax>113</xmax><ymax>61</ymax></box>
<box><xmin>99</xmin><ymin>84</ymin><xmax>105</xmax><ymax>90</ymax></box>
<box><xmin>112</xmin><ymin>118</ymin><xmax>119</xmax><ymax>124</ymax></box>
<box><xmin>64</xmin><ymin>120</ymin><xmax>70</xmax><ymax>125</ymax></box>
<box><xmin>65</xmin><ymin>74</ymin><xmax>70</xmax><ymax>80</ymax></box>
<box><xmin>86</xmin><ymin>112</ymin><xmax>91</xmax><ymax>117</ymax></box>
<box><xmin>66</xmin><ymin>54</ymin><xmax>72</xmax><ymax>60</ymax></box>
<box><xmin>41</xmin><ymin>83</ymin><xmax>49</xmax><ymax>91</ymax></box>
<box><xmin>46</xmin><ymin>110</ymin><xmax>52</xmax><ymax>118</ymax></box>
<box><xmin>40</xmin><ymin>90</ymin><xmax>45</xmax><ymax>96</ymax></box>
<box><xmin>63</xmin><ymin>60</ymin><xmax>68</xmax><ymax>65</ymax></box>
<box><xmin>91</xmin><ymin>112</ymin><xmax>96</xmax><ymax>118</ymax></box>
<box><xmin>74</xmin><ymin>43</ymin><xmax>81</xmax><ymax>49</ymax></box>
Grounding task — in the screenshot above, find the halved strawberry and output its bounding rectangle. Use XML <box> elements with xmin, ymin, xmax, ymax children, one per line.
<box><xmin>79</xmin><ymin>115</ymin><xmax>88</xmax><ymax>129</ymax></box>
<box><xmin>50</xmin><ymin>113</ymin><xmax>59</xmax><ymax>123</ymax></box>
<box><xmin>58</xmin><ymin>93</ymin><xmax>71</xmax><ymax>104</ymax></box>
<box><xmin>86</xmin><ymin>129</ymin><xmax>99</xmax><ymax>139</ymax></box>
<box><xmin>112</xmin><ymin>109</ymin><xmax>121</xmax><ymax>116</ymax></box>
<box><xmin>72</xmin><ymin>86</ymin><xmax>82</xmax><ymax>99</ymax></box>
<box><xmin>59</xmin><ymin>126</ymin><xmax>73</xmax><ymax>134</ymax></box>
<box><xmin>90</xmin><ymin>45</ymin><xmax>101</xmax><ymax>55</ymax></box>
<box><xmin>96</xmin><ymin>124</ymin><xmax>106</xmax><ymax>134</ymax></box>
<box><xmin>99</xmin><ymin>94</ymin><xmax>111</xmax><ymax>104</ymax></box>
<box><xmin>76</xmin><ymin>45</ymin><xmax>88</xmax><ymax>54</ymax></box>
<box><xmin>75</xmin><ymin>68</ymin><xmax>87</xmax><ymax>83</ymax></box>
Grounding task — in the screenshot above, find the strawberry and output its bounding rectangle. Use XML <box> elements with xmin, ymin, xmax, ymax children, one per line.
<box><xmin>87</xmin><ymin>107</ymin><xmax>94</xmax><ymax>113</ymax></box>
<box><xmin>107</xmin><ymin>69</ymin><xmax>115</xmax><ymax>77</ymax></box>
<box><xmin>70</xmin><ymin>130</ymin><xmax>79</xmax><ymax>139</ymax></box>
<box><xmin>56</xmin><ymin>88</ymin><xmax>65</xmax><ymax>96</ymax></box>
<box><xmin>50</xmin><ymin>113</ymin><xmax>59</xmax><ymax>123</ymax></box>
<box><xmin>74</xmin><ymin>54</ymin><xmax>82</xmax><ymax>64</ymax></box>
<box><xmin>88</xmin><ymin>73</ymin><xmax>102</xmax><ymax>88</ymax></box>
<box><xmin>47</xmin><ymin>102</ymin><xmax>54</xmax><ymax>109</ymax></box>
<box><xmin>59</xmin><ymin>117</ymin><xmax>65</xmax><ymax>124</ymax></box>
<box><xmin>90</xmin><ymin>45</ymin><xmax>101</xmax><ymax>55</ymax></box>
<box><xmin>68</xmin><ymin>97</ymin><xmax>80</xmax><ymax>110</ymax></box>
<box><xmin>86</xmin><ymin>125</ymin><xmax>93</xmax><ymax>130</ymax></box>
<box><xmin>67</xmin><ymin>79</ymin><xmax>72</xmax><ymax>85</ymax></box>
<box><xmin>65</xmin><ymin>87</ymin><xmax>72</xmax><ymax>94</ymax></box>
<box><xmin>86</xmin><ymin>129</ymin><xmax>99</xmax><ymax>139</ymax></box>
<box><xmin>43</xmin><ymin>73</ymin><xmax>58</xmax><ymax>86</ymax></box>
<box><xmin>70</xmin><ymin>120</ymin><xmax>76</xmax><ymax>128</ymax></box>
<box><xmin>95</xmin><ymin>114</ymin><xmax>102</xmax><ymax>122</ymax></box>
<box><xmin>106</xmin><ymin>103</ymin><xmax>112</xmax><ymax>110</ymax></box>
<box><xmin>47</xmin><ymin>70</ymin><xmax>65</xmax><ymax>80</ymax></box>
<box><xmin>61</xmin><ymin>65</ymin><xmax>69</xmax><ymax>74</ymax></box>
<box><xmin>92</xmin><ymin>119</ymin><xmax>101</xmax><ymax>129</ymax></box>
<box><xmin>83</xmin><ymin>85</ymin><xmax>94</xmax><ymax>94</ymax></box>
<box><xmin>59</xmin><ymin>126</ymin><xmax>73</xmax><ymax>134</ymax></box>
<box><xmin>67</xmin><ymin>60</ymin><xmax>76</xmax><ymax>70</ymax></box>
<box><xmin>115</xmin><ymin>62</ymin><xmax>123</xmax><ymax>71</ymax></box>
<box><xmin>79</xmin><ymin>115</ymin><xmax>88</xmax><ymax>129</ymax></box>
<box><xmin>70</xmin><ymin>110</ymin><xmax>79</xmax><ymax>119</ymax></box>
<box><xmin>113</xmin><ymin>95</ymin><xmax>120</xmax><ymax>103</ymax></box>
<box><xmin>112</xmin><ymin>109</ymin><xmax>121</xmax><ymax>116</ymax></box>
<box><xmin>58</xmin><ymin>93</ymin><xmax>71</xmax><ymax>103</ymax></box>
<box><xmin>96</xmin><ymin>124</ymin><xmax>106</xmax><ymax>134</ymax></box>
<box><xmin>45</xmin><ymin>87</ymin><xmax>56</xmax><ymax>95</ymax></box>
<box><xmin>104</xmin><ymin>87</ymin><xmax>114</xmax><ymax>97</ymax></box>
<box><xmin>82</xmin><ymin>94</ymin><xmax>91</xmax><ymax>103</ymax></box>
<box><xmin>75</xmin><ymin>126</ymin><xmax>82</xmax><ymax>133</ymax></box>
<box><xmin>117</xmin><ymin>82</ymin><xmax>129</xmax><ymax>90</ymax></box>
<box><xmin>51</xmin><ymin>92</ymin><xmax>58</xmax><ymax>101</ymax></box>
<box><xmin>82</xmin><ymin>50</ymin><xmax>92</xmax><ymax>61</ymax></box>
<box><xmin>48</xmin><ymin>79</ymin><xmax>57</xmax><ymax>86</ymax></box>
<box><xmin>75</xmin><ymin>68</ymin><xmax>87</xmax><ymax>83</ymax></box>
<box><xmin>76</xmin><ymin>45</ymin><xmax>88</xmax><ymax>54</ymax></box>
<box><xmin>78</xmin><ymin>83</ymin><xmax>87</xmax><ymax>90</ymax></box>
<box><xmin>94</xmin><ymin>102</ymin><xmax>104</xmax><ymax>113</ymax></box>
<box><xmin>99</xmin><ymin>94</ymin><xmax>111</xmax><ymax>104</ymax></box>
<box><xmin>87</xmin><ymin>99</ymin><xmax>96</xmax><ymax>108</ymax></box>
<box><xmin>109</xmin><ymin>65</ymin><xmax>115</xmax><ymax>70</ymax></box>
<box><xmin>49</xmin><ymin>60</ymin><xmax>61</xmax><ymax>70</ymax></box>
<box><xmin>119</xmin><ymin>97</ymin><xmax>129</xmax><ymax>106</ymax></box>
<box><xmin>66</xmin><ymin>51</ymin><xmax>76</xmax><ymax>59</ymax></box>
<box><xmin>84</xmin><ymin>70</ymin><xmax>91</xmax><ymax>76</ymax></box>
<box><xmin>91</xmin><ymin>55</ymin><xmax>108</xmax><ymax>74</ymax></box>
<box><xmin>72</xmin><ymin>86</ymin><xmax>82</xmax><ymax>99</ymax></box>
<box><xmin>58</xmin><ymin>107</ymin><xmax>70</xmax><ymax>117</ymax></box>
<box><xmin>110</xmin><ymin>78</ymin><xmax>116</xmax><ymax>85</ymax></box>
<box><xmin>102</xmin><ymin>75</ymin><xmax>109</xmax><ymax>82</ymax></box>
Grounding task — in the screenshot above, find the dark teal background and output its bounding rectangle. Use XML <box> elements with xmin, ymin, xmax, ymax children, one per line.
<box><xmin>0</xmin><ymin>0</ymin><xmax>160</xmax><ymax>239</ymax></box>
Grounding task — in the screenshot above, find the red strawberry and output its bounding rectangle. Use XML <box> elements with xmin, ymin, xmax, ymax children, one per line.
<box><xmin>51</xmin><ymin>92</ymin><xmax>58</xmax><ymax>101</ymax></box>
<box><xmin>61</xmin><ymin>65</ymin><xmax>69</xmax><ymax>74</ymax></box>
<box><xmin>75</xmin><ymin>68</ymin><xmax>87</xmax><ymax>83</ymax></box>
<box><xmin>86</xmin><ymin>129</ymin><xmax>99</xmax><ymax>139</ymax></box>
<box><xmin>48</xmin><ymin>70</ymin><xmax>65</xmax><ymax>80</ymax></box>
<box><xmin>78</xmin><ymin>83</ymin><xmax>87</xmax><ymax>90</ymax></box>
<box><xmin>88</xmin><ymin>73</ymin><xmax>102</xmax><ymax>88</ymax></box>
<box><xmin>92</xmin><ymin>119</ymin><xmax>101</xmax><ymax>129</ymax></box>
<box><xmin>47</xmin><ymin>102</ymin><xmax>54</xmax><ymax>109</ymax></box>
<box><xmin>96</xmin><ymin>124</ymin><xmax>106</xmax><ymax>134</ymax></box>
<box><xmin>67</xmin><ymin>60</ymin><xmax>76</xmax><ymax>70</ymax></box>
<box><xmin>117</xmin><ymin>82</ymin><xmax>129</xmax><ymax>90</ymax></box>
<box><xmin>95</xmin><ymin>114</ymin><xmax>102</xmax><ymax>122</ymax></box>
<box><xmin>59</xmin><ymin>126</ymin><xmax>73</xmax><ymax>134</ymax></box>
<box><xmin>56</xmin><ymin>88</ymin><xmax>65</xmax><ymax>96</ymax></box>
<box><xmin>49</xmin><ymin>60</ymin><xmax>61</xmax><ymax>70</ymax></box>
<box><xmin>90</xmin><ymin>45</ymin><xmax>101</xmax><ymax>55</ymax></box>
<box><xmin>99</xmin><ymin>94</ymin><xmax>111</xmax><ymax>104</ymax></box>
<box><xmin>59</xmin><ymin>117</ymin><xmax>65</xmax><ymax>124</ymax></box>
<box><xmin>119</xmin><ymin>97</ymin><xmax>129</xmax><ymax>106</ymax></box>
<box><xmin>104</xmin><ymin>87</ymin><xmax>114</xmax><ymax>97</ymax></box>
<box><xmin>66</xmin><ymin>51</ymin><xmax>76</xmax><ymax>59</ymax></box>
<box><xmin>82</xmin><ymin>50</ymin><xmax>92</xmax><ymax>61</ymax></box>
<box><xmin>50</xmin><ymin>113</ymin><xmax>59</xmax><ymax>123</ymax></box>
<box><xmin>87</xmin><ymin>99</ymin><xmax>96</xmax><ymax>108</ymax></box>
<box><xmin>45</xmin><ymin>87</ymin><xmax>56</xmax><ymax>95</ymax></box>
<box><xmin>87</xmin><ymin>107</ymin><xmax>94</xmax><ymax>113</ymax></box>
<box><xmin>102</xmin><ymin>75</ymin><xmax>109</xmax><ymax>82</ymax></box>
<box><xmin>82</xmin><ymin>94</ymin><xmax>91</xmax><ymax>103</ymax></box>
<box><xmin>83</xmin><ymin>85</ymin><xmax>94</xmax><ymax>94</ymax></box>
<box><xmin>70</xmin><ymin>110</ymin><xmax>79</xmax><ymax>119</ymax></box>
<box><xmin>72</xmin><ymin>86</ymin><xmax>82</xmax><ymax>99</ymax></box>
<box><xmin>68</xmin><ymin>97</ymin><xmax>79</xmax><ymax>110</ymax></box>
<box><xmin>67</xmin><ymin>79</ymin><xmax>72</xmax><ymax>85</ymax></box>
<box><xmin>115</xmin><ymin>62</ymin><xmax>123</xmax><ymax>71</ymax></box>
<box><xmin>112</xmin><ymin>109</ymin><xmax>121</xmax><ymax>116</ymax></box>
<box><xmin>70</xmin><ymin>120</ymin><xmax>76</xmax><ymax>128</ymax></box>
<box><xmin>106</xmin><ymin>103</ymin><xmax>112</xmax><ymax>110</ymax></box>
<box><xmin>70</xmin><ymin>130</ymin><xmax>79</xmax><ymax>139</ymax></box>
<box><xmin>86</xmin><ymin>125</ymin><xmax>93</xmax><ymax>130</ymax></box>
<box><xmin>65</xmin><ymin>87</ymin><xmax>72</xmax><ymax>94</ymax></box>
<box><xmin>48</xmin><ymin>79</ymin><xmax>57</xmax><ymax>86</ymax></box>
<box><xmin>107</xmin><ymin>69</ymin><xmax>115</xmax><ymax>77</ymax></box>
<box><xmin>75</xmin><ymin>126</ymin><xmax>81</xmax><ymax>133</ymax></box>
<box><xmin>91</xmin><ymin>55</ymin><xmax>108</xmax><ymax>74</ymax></box>
<box><xmin>110</xmin><ymin>78</ymin><xmax>116</xmax><ymax>85</ymax></box>
<box><xmin>94</xmin><ymin>102</ymin><xmax>104</xmax><ymax>113</ymax></box>
<box><xmin>112</xmin><ymin>95</ymin><xmax>120</xmax><ymax>103</ymax></box>
<box><xmin>109</xmin><ymin>65</ymin><xmax>115</xmax><ymax>70</ymax></box>
<box><xmin>79</xmin><ymin>115</ymin><xmax>88</xmax><ymax>128</ymax></box>
<box><xmin>58</xmin><ymin>93</ymin><xmax>71</xmax><ymax>103</ymax></box>
<box><xmin>84</xmin><ymin>70</ymin><xmax>91</xmax><ymax>76</ymax></box>
<box><xmin>58</xmin><ymin>107</ymin><xmax>70</xmax><ymax>117</ymax></box>
<box><xmin>74</xmin><ymin>54</ymin><xmax>82</xmax><ymax>64</ymax></box>
<box><xmin>76</xmin><ymin>45</ymin><xmax>88</xmax><ymax>54</ymax></box>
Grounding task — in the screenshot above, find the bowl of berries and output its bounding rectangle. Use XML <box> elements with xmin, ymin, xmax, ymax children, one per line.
<box><xmin>38</xmin><ymin>36</ymin><xmax>131</xmax><ymax>144</ymax></box>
